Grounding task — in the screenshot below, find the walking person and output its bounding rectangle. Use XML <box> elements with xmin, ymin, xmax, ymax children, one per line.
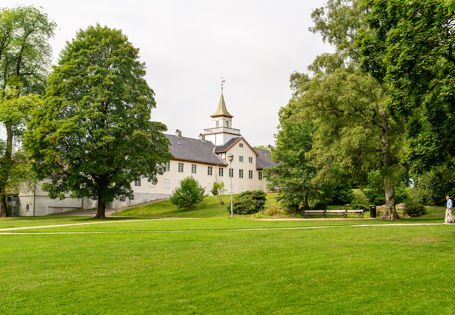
<box><xmin>445</xmin><ymin>195</ymin><xmax>455</xmax><ymax>224</ymax></box>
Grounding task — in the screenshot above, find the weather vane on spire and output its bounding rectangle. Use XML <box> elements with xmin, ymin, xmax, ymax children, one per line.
<box><xmin>221</xmin><ymin>77</ymin><xmax>226</xmax><ymax>94</ymax></box>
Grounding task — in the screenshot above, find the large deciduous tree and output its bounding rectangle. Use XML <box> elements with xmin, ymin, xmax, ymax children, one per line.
<box><xmin>358</xmin><ymin>0</ymin><xmax>455</xmax><ymax>174</ymax></box>
<box><xmin>265</xmin><ymin>98</ymin><xmax>318</xmax><ymax>212</ymax></box>
<box><xmin>0</xmin><ymin>6</ymin><xmax>55</xmax><ymax>217</ymax></box>
<box><xmin>24</xmin><ymin>25</ymin><xmax>171</xmax><ymax>218</ymax></box>
<box><xmin>276</xmin><ymin>0</ymin><xmax>405</xmax><ymax>219</ymax></box>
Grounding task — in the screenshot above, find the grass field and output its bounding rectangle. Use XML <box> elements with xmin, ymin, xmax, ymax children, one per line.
<box><xmin>0</xmin><ymin>196</ymin><xmax>451</xmax><ymax>314</ymax></box>
<box><xmin>1</xmin><ymin>215</ymin><xmax>454</xmax><ymax>314</ymax></box>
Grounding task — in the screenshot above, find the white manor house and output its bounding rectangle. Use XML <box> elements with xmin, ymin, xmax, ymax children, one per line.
<box><xmin>16</xmin><ymin>92</ymin><xmax>276</xmax><ymax>216</ymax></box>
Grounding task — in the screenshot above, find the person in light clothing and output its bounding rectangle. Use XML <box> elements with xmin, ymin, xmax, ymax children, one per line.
<box><xmin>445</xmin><ymin>195</ymin><xmax>454</xmax><ymax>224</ymax></box>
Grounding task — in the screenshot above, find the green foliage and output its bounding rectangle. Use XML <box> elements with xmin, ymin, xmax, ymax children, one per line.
<box><xmin>357</xmin><ymin>0</ymin><xmax>455</xmax><ymax>173</ymax></box>
<box><xmin>362</xmin><ymin>170</ymin><xmax>407</xmax><ymax>205</ymax></box>
<box><xmin>319</xmin><ymin>181</ymin><xmax>354</xmax><ymax>205</ymax></box>
<box><xmin>211</xmin><ymin>181</ymin><xmax>225</xmax><ymax>205</ymax></box>
<box><xmin>24</xmin><ymin>25</ymin><xmax>171</xmax><ymax>217</ymax></box>
<box><xmin>410</xmin><ymin>164</ymin><xmax>455</xmax><ymax>206</ymax></box>
<box><xmin>0</xmin><ymin>6</ymin><xmax>55</xmax><ymax>216</ymax></box>
<box><xmin>350</xmin><ymin>189</ymin><xmax>369</xmax><ymax>211</ymax></box>
<box><xmin>228</xmin><ymin>190</ymin><xmax>266</xmax><ymax>215</ymax></box>
<box><xmin>404</xmin><ymin>199</ymin><xmax>427</xmax><ymax>218</ymax></box>
<box><xmin>264</xmin><ymin>102</ymin><xmax>317</xmax><ymax>212</ymax></box>
<box><xmin>170</xmin><ymin>177</ymin><xmax>205</xmax><ymax>209</ymax></box>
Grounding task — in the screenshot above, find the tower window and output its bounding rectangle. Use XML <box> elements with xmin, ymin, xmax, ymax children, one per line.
<box><xmin>192</xmin><ymin>164</ymin><xmax>197</xmax><ymax>174</ymax></box>
<box><xmin>239</xmin><ymin>169</ymin><xmax>243</xmax><ymax>178</ymax></box>
<box><xmin>208</xmin><ymin>166</ymin><xmax>213</xmax><ymax>175</ymax></box>
<box><xmin>178</xmin><ymin>162</ymin><xmax>184</xmax><ymax>172</ymax></box>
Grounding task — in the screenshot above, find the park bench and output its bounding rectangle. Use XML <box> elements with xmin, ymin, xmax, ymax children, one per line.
<box><xmin>303</xmin><ymin>209</ymin><xmax>364</xmax><ymax>217</ymax></box>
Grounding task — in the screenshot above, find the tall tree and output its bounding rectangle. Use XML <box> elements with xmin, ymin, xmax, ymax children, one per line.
<box><xmin>265</xmin><ymin>98</ymin><xmax>317</xmax><ymax>212</ymax></box>
<box><xmin>24</xmin><ymin>25</ymin><xmax>171</xmax><ymax>218</ymax></box>
<box><xmin>0</xmin><ymin>6</ymin><xmax>55</xmax><ymax>217</ymax></box>
<box><xmin>285</xmin><ymin>0</ymin><xmax>405</xmax><ymax>219</ymax></box>
<box><xmin>358</xmin><ymin>0</ymin><xmax>455</xmax><ymax>174</ymax></box>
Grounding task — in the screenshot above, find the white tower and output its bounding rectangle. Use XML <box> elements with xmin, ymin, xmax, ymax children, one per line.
<box><xmin>202</xmin><ymin>80</ymin><xmax>241</xmax><ymax>145</ymax></box>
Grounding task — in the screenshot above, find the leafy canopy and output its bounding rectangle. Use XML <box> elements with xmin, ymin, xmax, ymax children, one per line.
<box><xmin>24</xmin><ymin>25</ymin><xmax>171</xmax><ymax>216</ymax></box>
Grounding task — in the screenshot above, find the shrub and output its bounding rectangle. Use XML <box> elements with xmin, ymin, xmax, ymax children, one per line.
<box><xmin>211</xmin><ymin>181</ymin><xmax>225</xmax><ymax>205</ymax></box>
<box><xmin>228</xmin><ymin>190</ymin><xmax>266</xmax><ymax>215</ymax></box>
<box><xmin>320</xmin><ymin>182</ymin><xmax>354</xmax><ymax>205</ymax></box>
<box><xmin>404</xmin><ymin>199</ymin><xmax>427</xmax><ymax>217</ymax></box>
<box><xmin>350</xmin><ymin>189</ymin><xmax>369</xmax><ymax>211</ymax></box>
<box><xmin>252</xmin><ymin>205</ymin><xmax>285</xmax><ymax>218</ymax></box>
<box><xmin>170</xmin><ymin>176</ymin><xmax>205</xmax><ymax>209</ymax></box>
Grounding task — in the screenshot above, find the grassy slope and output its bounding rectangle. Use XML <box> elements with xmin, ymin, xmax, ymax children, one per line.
<box><xmin>115</xmin><ymin>193</ymin><xmax>445</xmax><ymax>221</ymax></box>
<box><xmin>1</xmin><ymin>221</ymin><xmax>454</xmax><ymax>314</ymax></box>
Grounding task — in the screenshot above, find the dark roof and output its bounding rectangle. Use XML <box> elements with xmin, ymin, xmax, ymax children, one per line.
<box><xmin>166</xmin><ymin>134</ymin><xmax>227</xmax><ymax>166</ymax></box>
<box><xmin>254</xmin><ymin>148</ymin><xmax>277</xmax><ymax>170</ymax></box>
<box><xmin>215</xmin><ymin>137</ymin><xmax>241</xmax><ymax>153</ymax></box>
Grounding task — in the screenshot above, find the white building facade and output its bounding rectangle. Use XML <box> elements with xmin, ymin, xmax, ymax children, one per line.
<box><xmin>17</xmin><ymin>92</ymin><xmax>275</xmax><ymax>216</ymax></box>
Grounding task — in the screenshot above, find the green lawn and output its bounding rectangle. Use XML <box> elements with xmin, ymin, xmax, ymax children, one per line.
<box><xmin>0</xmin><ymin>218</ymin><xmax>454</xmax><ymax>314</ymax></box>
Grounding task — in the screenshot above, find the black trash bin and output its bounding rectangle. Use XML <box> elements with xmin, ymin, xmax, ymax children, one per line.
<box><xmin>370</xmin><ymin>205</ymin><xmax>376</xmax><ymax>218</ymax></box>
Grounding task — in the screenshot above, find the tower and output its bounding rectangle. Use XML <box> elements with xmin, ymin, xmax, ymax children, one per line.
<box><xmin>202</xmin><ymin>79</ymin><xmax>241</xmax><ymax>145</ymax></box>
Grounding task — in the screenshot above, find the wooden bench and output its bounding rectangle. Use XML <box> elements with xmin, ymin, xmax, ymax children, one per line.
<box><xmin>303</xmin><ymin>209</ymin><xmax>364</xmax><ymax>217</ymax></box>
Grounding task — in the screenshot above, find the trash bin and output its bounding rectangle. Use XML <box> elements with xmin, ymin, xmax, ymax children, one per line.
<box><xmin>370</xmin><ymin>205</ymin><xmax>376</xmax><ymax>218</ymax></box>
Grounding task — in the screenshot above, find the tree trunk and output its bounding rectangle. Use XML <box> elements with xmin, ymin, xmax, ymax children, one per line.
<box><xmin>0</xmin><ymin>194</ymin><xmax>7</xmax><ymax>217</ymax></box>
<box><xmin>0</xmin><ymin>125</ymin><xmax>13</xmax><ymax>218</ymax></box>
<box><xmin>379</xmin><ymin>110</ymin><xmax>399</xmax><ymax>220</ymax></box>
<box><xmin>383</xmin><ymin>176</ymin><xmax>399</xmax><ymax>220</ymax></box>
<box><xmin>445</xmin><ymin>208</ymin><xmax>455</xmax><ymax>224</ymax></box>
<box><xmin>95</xmin><ymin>197</ymin><xmax>106</xmax><ymax>219</ymax></box>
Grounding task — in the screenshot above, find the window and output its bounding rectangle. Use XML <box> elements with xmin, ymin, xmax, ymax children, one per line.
<box><xmin>249</xmin><ymin>170</ymin><xmax>253</xmax><ymax>179</ymax></box>
<box><xmin>135</xmin><ymin>178</ymin><xmax>141</xmax><ymax>186</ymax></box>
<box><xmin>216</xmin><ymin>121</ymin><xmax>219</xmax><ymax>127</ymax></box>
<box><xmin>248</xmin><ymin>157</ymin><xmax>253</xmax><ymax>163</ymax></box>
<box><xmin>165</xmin><ymin>161</ymin><xmax>170</xmax><ymax>171</ymax></box>
<box><xmin>239</xmin><ymin>143</ymin><xmax>244</xmax><ymax>148</ymax></box>
<box><xmin>178</xmin><ymin>162</ymin><xmax>184</xmax><ymax>172</ymax></box>
<box><xmin>219</xmin><ymin>168</ymin><xmax>224</xmax><ymax>177</ymax></box>
<box><xmin>239</xmin><ymin>155</ymin><xmax>243</xmax><ymax>162</ymax></box>
<box><xmin>192</xmin><ymin>164</ymin><xmax>197</xmax><ymax>174</ymax></box>
<box><xmin>25</xmin><ymin>204</ymin><xmax>30</xmax><ymax>212</ymax></box>
<box><xmin>208</xmin><ymin>166</ymin><xmax>213</xmax><ymax>175</ymax></box>
<box><xmin>225</xmin><ymin>121</ymin><xmax>229</xmax><ymax>127</ymax></box>
<box><xmin>258</xmin><ymin>171</ymin><xmax>263</xmax><ymax>180</ymax></box>
<box><xmin>229</xmin><ymin>168</ymin><xmax>234</xmax><ymax>178</ymax></box>
<box><xmin>239</xmin><ymin>169</ymin><xmax>243</xmax><ymax>178</ymax></box>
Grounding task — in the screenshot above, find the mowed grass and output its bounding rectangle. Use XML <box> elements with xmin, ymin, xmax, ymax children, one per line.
<box><xmin>0</xmin><ymin>218</ymin><xmax>454</xmax><ymax>314</ymax></box>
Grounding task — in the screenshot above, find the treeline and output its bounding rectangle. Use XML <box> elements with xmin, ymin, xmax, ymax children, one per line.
<box><xmin>265</xmin><ymin>0</ymin><xmax>455</xmax><ymax>220</ymax></box>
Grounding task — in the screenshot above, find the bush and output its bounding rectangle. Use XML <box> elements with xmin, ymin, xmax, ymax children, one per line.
<box><xmin>211</xmin><ymin>181</ymin><xmax>225</xmax><ymax>205</ymax></box>
<box><xmin>320</xmin><ymin>182</ymin><xmax>354</xmax><ymax>205</ymax></box>
<box><xmin>228</xmin><ymin>190</ymin><xmax>266</xmax><ymax>215</ymax></box>
<box><xmin>404</xmin><ymin>199</ymin><xmax>427</xmax><ymax>217</ymax></box>
<box><xmin>170</xmin><ymin>176</ymin><xmax>205</xmax><ymax>209</ymax></box>
<box><xmin>252</xmin><ymin>205</ymin><xmax>285</xmax><ymax>218</ymax></box>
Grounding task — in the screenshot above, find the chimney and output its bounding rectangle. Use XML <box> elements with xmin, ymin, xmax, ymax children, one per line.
<box><xmin>199</xmin><ymin>133</ymin><xmax>205</xmax><ymax>141</ymax></box>
<box><xmin>175</xmin><ymin>129</ymin><xmax>182</xmax><ymax>138</ymax></box>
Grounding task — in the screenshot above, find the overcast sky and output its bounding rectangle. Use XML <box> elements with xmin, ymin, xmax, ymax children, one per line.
<box><xmin>3</xmin><ymin>0</ymin><xmax>331</xmax><ymax>146</ymax></box>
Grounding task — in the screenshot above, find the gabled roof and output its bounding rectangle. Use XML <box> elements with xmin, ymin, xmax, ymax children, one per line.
<box><xmin>254</xmin><ymin>148</ymin><xmax>277</xmax><ymax>170</ymax></box>
<box><xmin>215</xmin><ymin>137</ymin><xmax>258</xmax><ymax>156</ymax></box>
<box><xmin>166</xmin><ymin>134</ymin><xmax>227</xmax><ymax>166</ymax></box>
<box><xmin>211</xmin><ymin>94</ymin><xmax>233</xmax><ymax>118</ymax></box>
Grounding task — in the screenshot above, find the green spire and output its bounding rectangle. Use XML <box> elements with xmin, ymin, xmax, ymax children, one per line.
<box><xmin>211</xmin><ymin>93</ymin><xmax>233</xmax><ymax>118</ymax></box>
